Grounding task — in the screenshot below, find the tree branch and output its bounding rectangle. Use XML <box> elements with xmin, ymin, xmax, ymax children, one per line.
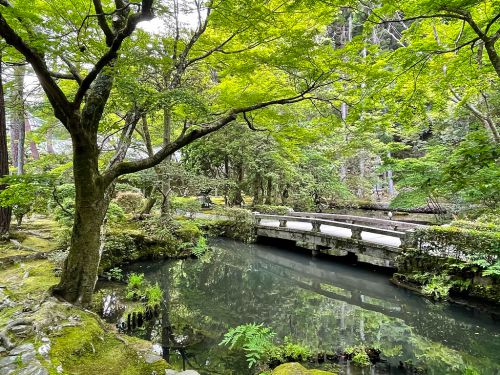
<box><xmin>102</xmin><ymin>84</ymin><xmax>319</xmax><ymax>186</ymax></box>
<box><xmin>73</xmin><ymin>0</ymin><xmax>154</xmax><ymax>106</ymax></box>
<box><xmin>92</xmin><ymin>0</ymin><xmax>115</xmax><ymax>46</ymax></box>
<box><xmin>0</xmin><ymin>12</ymin><xmax>72</xmax><ymax>126</ymax></box>
<box><xmin>61</xmin><ymin>56</ymin><xmax>83</xmax><ymax>85</ymax></box>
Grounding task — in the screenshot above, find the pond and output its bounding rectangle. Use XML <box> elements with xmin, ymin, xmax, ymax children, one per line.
<box><xmin>121</xmin><ymin>239</ymin><xmax>500</xmax><ymax>374</ymax></box>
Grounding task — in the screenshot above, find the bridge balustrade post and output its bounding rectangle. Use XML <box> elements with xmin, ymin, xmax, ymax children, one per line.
<box><xmin>311</xmin><ymin>221</ymin><xmax>321</xmax><ymax>232</ymax></box>
<box><xmin>252</xmin><ymin>213</ymin><xmax>261</xmax><ymax>225</ymax></box>
<box><xmin>351</xmin><ymin>228</ymin><xmax>362</xmax><ymax>240</ymax></box>
<box><xmin>279</xmin><ymin>219</ymin><xmax>287</xmax><ymax>228</ymax></box>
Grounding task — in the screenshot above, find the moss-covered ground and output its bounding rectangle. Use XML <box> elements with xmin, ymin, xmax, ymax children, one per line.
<box><xmin>0</xmin><ymin>217</ymin><xmax>171</xmax><ymax>375</ymax></box>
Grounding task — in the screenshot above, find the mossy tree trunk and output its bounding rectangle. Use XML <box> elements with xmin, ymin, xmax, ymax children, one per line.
<box><xmin>0</xmin><ymin>51</ymin><xmax>11</xmax><ymax>235</ymax></box>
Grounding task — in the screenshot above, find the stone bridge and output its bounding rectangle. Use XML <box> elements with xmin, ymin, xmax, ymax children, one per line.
<box><xmin>253</xmin><ymin>212</ymin><xmax>423</xmax><ymax>268</ymax></box>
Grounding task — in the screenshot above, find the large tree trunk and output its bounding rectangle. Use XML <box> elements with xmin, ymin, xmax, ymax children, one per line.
<box><xmin>54</xmin><ymin>72</ymin><xmax>114</xmax><ymax>306</ymax></box>
<box><xmin>54</xmin><ymin>133</ymin><xmax>107</xmax><ymax>305</ymax></box>
<box><xmin>0</xmin><ymin>52</ymin><xmax>11</xmax><ymax>235</ymax></box>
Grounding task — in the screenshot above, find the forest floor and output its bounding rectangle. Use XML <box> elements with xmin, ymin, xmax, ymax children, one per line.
<box><xmin>0</xmin><ymin>217</ymin><xmax>171</xmax><ymax>375</ymax></box>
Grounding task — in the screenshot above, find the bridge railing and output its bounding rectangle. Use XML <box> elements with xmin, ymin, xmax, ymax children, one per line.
<box><xmin>254</xmin><ymin>213</ymin><xmax>417</xmax><ymax>248</ymax></box>
<box><xmin>287</xmin><ymin>212</ymin><xmax>423</xmax><ymax>231</ymax></box>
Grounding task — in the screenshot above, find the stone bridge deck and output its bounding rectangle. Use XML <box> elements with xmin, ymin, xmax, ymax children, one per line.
<box><xmin>254</xmin><ymin>212</ymin><xmax>423</xmax><ymax>268</ymax></box>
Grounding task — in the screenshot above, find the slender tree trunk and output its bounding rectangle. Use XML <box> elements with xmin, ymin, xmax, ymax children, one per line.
<box><xmin>160</xmin><ymin>105</ymin><xmax>172</xmax><ymax>216</ymax></box>
<box><xmin>11</xmin><ymin>65</ymin><xmax>26</xmax><ymax>174</ymax></box>
<box><xmin>46</xmin><ymin>123</ymin><xmax>55</xmax><ymax>154</ymax></box>
<box><xmin>9</xmin><ymin>122</ymin><xmax>18</xmax><ymax>167</ymax></box>
<box><xmin>232</xmin><ymin>163</ymin><xmax>244</xmax><ymax>206</ymax></box>
<box><xmin>0</xmin><ymin>52</ymin><xmax>11</xmax><ymax>235</ymax></box>
<box><xmin>24</xmin><ymin>117</ymin><xmax>39</xmax><ymax>160</ymax></box>
<box><xmin>265</xmin><ymin>176</ymin><xmax>272</xmax><ymax>205</ymax></box>
<box><xmin>139</xmin><ymin>114</ymin><xmax>159</xmax><ymax>217</ymax></box>
<box><xmin>252</xmin><ymin>173</ymin><xmax>262</xmax><ymax>205</ymax></box>
<box><xmin>387</xmin><ymin>151</ymin><xmax>394</xmax><ymax>197</ymax></box>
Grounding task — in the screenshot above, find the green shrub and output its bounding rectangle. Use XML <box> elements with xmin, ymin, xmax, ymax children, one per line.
<box><xmin>113</xmin><ymin>191</ymin><xmax>145</xmax><ymax>214</ymax></box>
<box><xmin>100</xmin><ymin>232</ymin><xmax>138</xmax><ymax>271</ymax></box>
<box><xmin>212</xmin><ymin>207</ymin><xmax>255</xmax><ymax>242</ymax></box>
<box><xmin>421</xmin><ymin>275</ymin><xmax>453</xmax><ymax>300</ymax></box>
<box><xmin>416</xmin><ymin>224</ymin><xmax>500</xmax><ymax>265</ymax></box>
<box><xmin>171</xmin><ymin>196</ymin><xmax>201</xmax><ymax>217</ymax></box>
<box><xmin>174</xmin><ymin>220</ymin><xmax>203</xmax><ymax>243</ymax></box>
<box><xmin>253</xmin><ymin>205</ymin><xmax>292</xmax><ymax>215</ymax></box>
<box><xmin>267</xmin><ymin>337</ymin><xmax>312</xmax><ymax>363</ymax></box>
<box><xmin>107</xmin><ymin>202</ymin><xmax>126</xmax><ymax>223</ymax></box>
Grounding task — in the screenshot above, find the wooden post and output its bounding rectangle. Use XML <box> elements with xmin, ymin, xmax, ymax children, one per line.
<box><xmin>351</xmin><ymin>228</ymin><xmax>362</xmax><ymax>240</ymax></box>
<box><xmin>279</xmin><ymin>219</ymin><xmax>287</xmax><ymax>228</ymax></box>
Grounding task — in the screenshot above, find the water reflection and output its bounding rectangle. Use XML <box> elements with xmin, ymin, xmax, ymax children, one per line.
<box><xmin>125</xmin><ymin>239</ymin><xmax>500</xmax><ymax>374</ymax></box>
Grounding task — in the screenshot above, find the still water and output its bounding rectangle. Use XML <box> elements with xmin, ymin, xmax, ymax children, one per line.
<box><xmin>125</xmin><ymin>239</ymin><xmax>500</xmax><ymax>374</ymax></box>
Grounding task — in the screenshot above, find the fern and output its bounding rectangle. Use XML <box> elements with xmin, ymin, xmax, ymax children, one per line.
<box><xmin>192</xmin><ymin>236</ymin><xmax>208</xmax><ymax>257</ymax></box>
<box><xmin>220</xmin><ymin>323</ymin><xmax>276</xmax><ymax>368</ymax></box>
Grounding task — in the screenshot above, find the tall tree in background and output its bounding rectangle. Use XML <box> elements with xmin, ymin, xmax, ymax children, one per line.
<box><xmin>11</xmin><ymin>64</ymin><xmax>26</xmax><ymax>173</ymax></box>
<box><xmin>0</xmin><ymin>50</ymin><xmax>11</xmax><ymax>235</ymax></box>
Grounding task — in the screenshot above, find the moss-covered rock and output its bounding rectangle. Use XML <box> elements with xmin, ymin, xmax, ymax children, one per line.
<box><xmin>48</xmin><ymin>310</ymin><xmax>171</xmax><ymax>375</ymax></box>
<box><xmin>0</xmin><ymin>231</ymin><xmax>173</xmax><ymax>375</ymax></box>
<box><xmin>272</xmin><ymin>363</ymin><xmax>337</xmax><ymax>375</ymax></box>
<box><xmin>100</xmin><ymin>222</ymin><xmax>188</xmax><ymax>271</ymax></box>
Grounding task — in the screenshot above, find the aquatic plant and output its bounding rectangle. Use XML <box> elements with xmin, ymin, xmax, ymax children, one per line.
<box><xmin>220</xmin><ymin>323</ymin><xmax>276</xmax><ymax>368</ymax></box>
<box><xmin>192</xmin><ymin>236</ymin><xmax>208</xmax><ymax>257</ymax></box>
<box><xmin>126</xmin><ymin>273</ymin><xmax>145</xmax><ymax>300</ymax></box>
<box><xmin>145</xmin><ymin>283</ymin><xmax>163</xmax><ymax>307</ymax></box>
<box><xmin>345</xmin><ymin>346</ymin><xmax>372</xmax><ymax>367</ymax></box>
<box><xmin>103</xmin><ymin>267</ymin><xmax>124</xmax><ymax>281</ymax></box>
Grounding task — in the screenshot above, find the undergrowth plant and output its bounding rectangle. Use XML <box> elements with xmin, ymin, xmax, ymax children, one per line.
<box><xmin>220</xmin><ymin>323</ymin><xmax>276</xmax><ymax>368</ymax></box>
<box><xmin>125</xmin><ymin>273</ymin><xmax>163</xmax><ymax>307</ymax></box>
<box><xmin>192</xmin><ymin>236</ymin><xmax>208</xmax><ymax>257</ymax></box>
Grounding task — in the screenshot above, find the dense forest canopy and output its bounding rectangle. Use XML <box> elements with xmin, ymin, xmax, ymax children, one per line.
<box><xmin>0</xmin><ymin>0</ymin><xmax>498</xmax><ymax>306</ymax></box>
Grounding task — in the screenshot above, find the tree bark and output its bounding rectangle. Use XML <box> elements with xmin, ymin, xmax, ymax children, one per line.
<box><xmin>265</xmin><ymin>176</ymin><xmax>272</xmax><ymax>205</ymax></box>
<box><xmin>53</xmin><ymin>72</ymin><xmax>114</xmax><ymax>305</ymax></box>
<box><xmin>53</xmin><ymin>131</ymin><xmax>107</xmax><ymax>305</ymax></box>
<box><xmin>46</xmin><ymin>125</ymin><xmax>55</xmax><ymax>154</ymax></box>
<box><xmin>24</xmin><ymin>117</ymin><xmax>39</xmax><ymax>160</ymax></box>
<box><xmin>11</xmin><ymin>65</ymin><xmax>26</xmax><ymax>174</ymax></box>
<box><xmin>0</xmin><ymin>52</ymin><xmax>12</xmax><ymax>235</ymax></box>
<box><xmin>252</xmin><ymin>173</ymin><xmax>262</xmax><ymax>205</ymax></box>
<box><xmin>160</xmin><ymin>106</ymin><xmax>172</xmax><ymax>216</ymax></box>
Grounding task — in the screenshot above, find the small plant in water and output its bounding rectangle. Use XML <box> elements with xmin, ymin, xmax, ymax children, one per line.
<box><xmin>220</xmin><ymin>323</ymin><xmax>276</xmax><ymax>368</ymax></box>
<box><xmin>192</xmin><ymin>236</ymin><xmax>208</xmax><ymax>257</ymax></box>
<box><xmin>345</xmin><ymin>345</ymin><xmax>372</xmax><ymax>367</ymax></box>
<box><xmin>104</xmin><ymin>267</ymin><xmax>124</xmax><ymax>281</ymax></box>
<box><xmin>126</xmin><ymin>272</ymin><xmax>145</xmax><ymax>300</ymax></box>
<box><xmin>145</xmin><ymin>282</ymin><xmax>163</xmax><ymax>307</ymax></box>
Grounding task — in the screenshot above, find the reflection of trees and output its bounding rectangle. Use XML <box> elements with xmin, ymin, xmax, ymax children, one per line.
<box><xmin>134</xmin><ymin>241</ymin><xmax>500</xmax><ymax>374</ymax></box>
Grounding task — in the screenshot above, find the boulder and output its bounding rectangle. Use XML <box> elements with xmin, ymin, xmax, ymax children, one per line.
<box><xmin>272</xmin><ymin>363</ymin><xmax>337</xmax><ymax>375</ymax></box>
